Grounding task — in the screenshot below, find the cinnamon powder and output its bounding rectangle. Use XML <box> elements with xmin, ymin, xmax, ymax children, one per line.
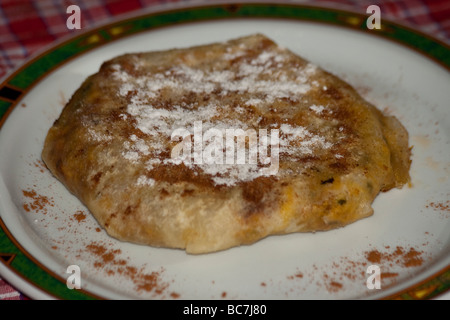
<box><xmin>283</xmin><ymin>244</ymin><xmax>428</xmax><ymax>296</ymax></box>
<box><xmin>426</xmin><ymin>200</ymin><xmax>450</xmax><ymax>213</ymax></box>
<box><xmin>72</xmin><ymin>210</ymin><xmax>87</xmax><ymax>223</ymax></box>
<box><xmin>365</xmin><ymin>246</ymin><xmax>425</xmax><ymax>268</ymax></box>
<box><xmin>84</xmin><ymin>241</ymin><xmax>177</xmax><ymax>298</ymax></box>
<box><xmin>327</xmin><ymin>281</ymin><xmax>343</xmax><ymax>293</ymax></box>
<box><xmin>287</xmin><ymin>272</ymin><xmax>303</xmax><ymax>280</ymax></box>
<box><xmin>33</xmin><ymin>160</ymin><xmax>47</xmax><ymax>173</ymax></box>
<box><xmin>22</xmin><ymin>189</ymin><xmax>54</xmax><ymax>214</ymax></box>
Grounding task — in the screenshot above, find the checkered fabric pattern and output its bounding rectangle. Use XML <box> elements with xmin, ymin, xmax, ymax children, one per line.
<box><xmin>0</xmin><ymin>278</ymin><xmax>29</xmax><ymax>300</ymax></box>
<box><xmin>0</xmin><ymin>0</ymin><xmax>449</xmax><ymax>80</ymax></box>
<box><xmin>0</xmin><ymin>0</ymin><xmax>448</xmax><ymax>300</ymax></box>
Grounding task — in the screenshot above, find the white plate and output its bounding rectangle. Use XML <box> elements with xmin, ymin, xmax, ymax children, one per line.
<box><xmin>0</xmin><ymin>3</ymin><xmax>449</xmax><ymax>300</ymax></box>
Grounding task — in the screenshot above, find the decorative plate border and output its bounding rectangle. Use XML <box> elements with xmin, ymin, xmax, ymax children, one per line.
<box><xmin>0</xmin><ymin>2</ymin><xmax>449</xmax><ymax>300</ymax></box>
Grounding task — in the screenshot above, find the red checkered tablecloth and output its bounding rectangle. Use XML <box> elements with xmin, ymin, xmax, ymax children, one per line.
<box><xmin>0</xmin><ymin>0</ymin><xmax>449</xmax><ymax>300</ymax></box>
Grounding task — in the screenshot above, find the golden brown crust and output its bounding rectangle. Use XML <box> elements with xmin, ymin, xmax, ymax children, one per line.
<box><xmin>42</xmin><ymin>34</ymin><xmax>411</xmax><ymax>254</ymax></box>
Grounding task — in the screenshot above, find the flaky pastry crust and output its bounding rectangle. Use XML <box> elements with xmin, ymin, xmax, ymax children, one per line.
<box><xmin>42</xmin><ymin>34</ymin><xmax>411</xmax><ymax>253</ymax></box>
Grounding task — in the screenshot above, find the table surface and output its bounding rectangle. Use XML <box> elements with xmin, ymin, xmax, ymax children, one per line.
<box><xmin>0</xmin><ymin>0</ymin><xmax>449</xmax><ymax>300</ymax></box>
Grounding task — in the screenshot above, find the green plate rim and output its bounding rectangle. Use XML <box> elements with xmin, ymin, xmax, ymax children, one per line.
<box><xmin>0</xmin><ymin>1</ymin><xmax>449</xmax><ymax>300</ymax></box>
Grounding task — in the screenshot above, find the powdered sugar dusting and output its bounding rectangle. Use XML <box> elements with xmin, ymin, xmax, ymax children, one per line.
<box><xmin>280</xmin><ymin>123</ymin><xmax>333</xmax><ymax>156</ymax></box>
<box><xmin>87</xmin><ymin>128</ymin><xmax>112</xmax><ymax>142</ymax></box>
<box><xmin>136</xmin><ymin>176</ymin><xmax>155</xmax><ymax>187</ymax></box>
<box><xmin>94</xmin><ymin>38</ymin><xmax>341</xmax><ymax>186</ymax></box>
<box><xmin>309</xmin><ymin>104</ymin><xmax>325</xmax><ymax>114</ymax></box>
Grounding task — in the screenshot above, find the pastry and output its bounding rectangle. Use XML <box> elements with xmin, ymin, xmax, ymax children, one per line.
<box><xmin>42</xmin><ymin>34</ymin><xmax>411</xmax><ymax>253</ymax></box>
